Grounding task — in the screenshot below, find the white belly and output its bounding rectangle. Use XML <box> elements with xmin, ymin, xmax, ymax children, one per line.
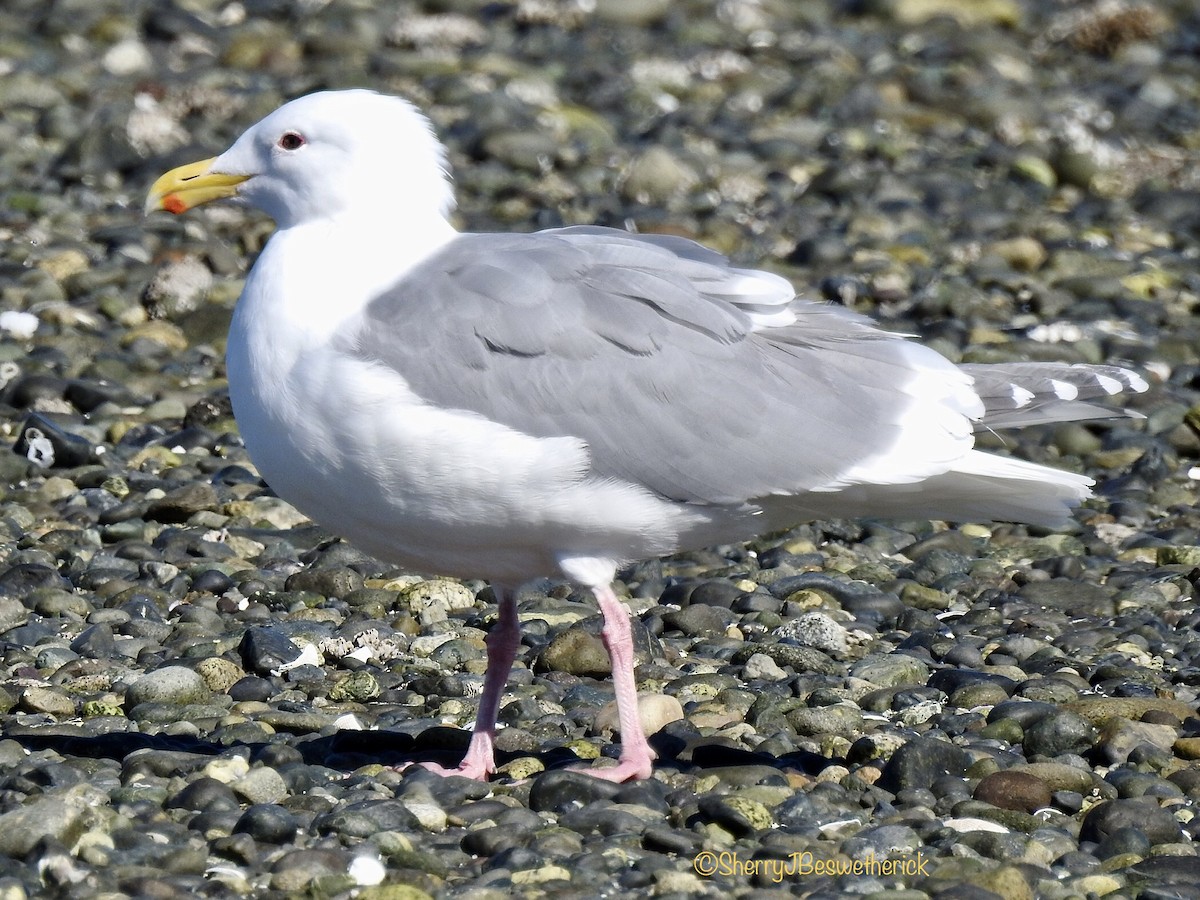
<box><xmin>222</xmin><ymin>224</ymin><xmax>709</xmax><ymax>585</ymax></box>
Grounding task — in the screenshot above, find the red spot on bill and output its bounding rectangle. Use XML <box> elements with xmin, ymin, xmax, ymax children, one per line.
<box><xmin>163</xmin><ymin>195</ymin><xmax>188</xmax><ymax>215</ymax></box>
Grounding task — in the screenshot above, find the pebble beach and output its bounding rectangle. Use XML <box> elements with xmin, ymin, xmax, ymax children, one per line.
<box><xmin>2</xmin><ymin>0</ymin><xmax>1200</xmax><ymax>897</ymax></box>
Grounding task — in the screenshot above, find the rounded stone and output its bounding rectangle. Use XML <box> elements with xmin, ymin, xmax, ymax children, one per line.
<box><xmin>786</xmin><ymin>704</ymin><xmax>865</xmax><ymax>739</ymax></box>
<box><xmin>329</xmin><ymin>670</ymin><xmax>382</xmax><ymax>702</ymax></box>
<box><xmin>878</xmin><ymin>736</ymin><xmax>972</xmax><ymax>794</ymax></box>
<box><xmin>126</xmin><ymin>666</ymin><xmax>212</xmax><ymax>706</ymax></box>
<box><xmin>696</xmin><ymin>795</ymin><xmax>774</xmax><ymax>836</ymax></box>
<box><xmin>396</xmin><ymin>579</ymin><xmax>476</xmax><ymax>624</ymax></box>
<box><xmin>593</xmin><ymin>692</ymin><xmax>683</xmax><ymax>738</ymax></box>
<box><xmin>973</xmin><ymin>771</ymin><xmax>1053</xmax><ymax>813</ymax></box>
<box><xmin>195</xmin><ymin>657</ymin><xmax>246</xmax><ymax>693</ymax></box>
<box><xmin>539</xmin><ymin>627</ymin><xmax>610</xmax><ymax>677</ymax></box>
<box><xmin>19</xmin><ymin>685</ymin><xmax>76</xmax><ymax>717</ymax></box>
<box><xmin>528</xmin><ymin>771</ymin><xmax>621</xmax><ymax>814</ymax></box>
<box><xmin>774</xmin><ymin>611</ymin><xmax>849</xmax><ymax>654</ymax></box>
<box><xmin>1094</xmin><ymin>825</ymin><xmax>1152</xmax><ymax>860</ymax></box>
<box><xmin>234</xmin><ymin>804</ymin><xmax>299</xmax><ymax>843</ymax></box>
<box><xmin>1022</xmin><ymin>710</ymin><xmax>1097</xmax><ymax>758</ymax></box>
<box><xmin>1080</xmin><ymin>798</ymin><xmax>1184</xmax><ymax>846</ymax></box>
<box><xmin>231</xmin><ymin>767</ymin><xmax>289</xmax><ymax>805</ymax></box>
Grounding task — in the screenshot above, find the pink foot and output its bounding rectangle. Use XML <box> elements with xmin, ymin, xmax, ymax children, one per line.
<box><xmin>571</xmin><ymin>754</ymin><xmax>655</xmax><ymax>782</ymax></box>
<box><xmin>394</xmin><ymin>736</ymin><xmax>496</xmax><ymax>781</ymax></box>
<box><xmin>409</xmin><ymin>758</ymin><xmax>493</xmax><ymax>781</ymax></box>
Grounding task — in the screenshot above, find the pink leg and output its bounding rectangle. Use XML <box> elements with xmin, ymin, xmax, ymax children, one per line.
<box><xmin>584</xmin><ymin>583</ymin><xmax>655</xmax><ymax>782</ymax></box>
<box><xmin>417</xmin><ymin>587</ymin><xmax>519</xmax><ymax>780</ymax></box>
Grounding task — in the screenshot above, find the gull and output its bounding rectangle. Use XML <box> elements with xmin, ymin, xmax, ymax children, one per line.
<box><xmin>146</xmin><ymin>89</ymin><xmax>1147</xmax><ymax>781</ymax></box>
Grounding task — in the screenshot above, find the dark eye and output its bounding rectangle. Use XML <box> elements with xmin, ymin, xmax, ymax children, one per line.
<box><xmin>277</xmin><ymin>132</ymin><xmax>305</xmax><ymax>151</ymax></box>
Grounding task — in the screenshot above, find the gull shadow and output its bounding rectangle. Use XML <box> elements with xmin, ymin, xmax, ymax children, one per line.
<box><xmin>313</xmin><ymin>726</ymin><xmax>841</xmax><ymax>780</ymax></box>
<box><xmin>1</xmin><ymin>723</ymin><xmax>840</xmax><ymax>783</ymax></box>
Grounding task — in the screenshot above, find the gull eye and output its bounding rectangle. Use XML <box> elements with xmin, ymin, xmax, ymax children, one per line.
<box><xmin>277</xmin><ymin>131</ymin><xmax>305</xmax><ymax>151</ymax></box>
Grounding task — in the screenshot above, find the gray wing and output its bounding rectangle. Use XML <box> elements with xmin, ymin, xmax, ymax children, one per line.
<box><xmin>346</xmin><ymin>227</ymin><xmax>971</xmax><ymax>505</ymax></box>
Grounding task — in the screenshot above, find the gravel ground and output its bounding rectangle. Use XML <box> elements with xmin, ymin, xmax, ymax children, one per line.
<box><xmin>3</xmin><ymin>0</ymin><xmax>1200</xmax><ymax>897</ymax></box>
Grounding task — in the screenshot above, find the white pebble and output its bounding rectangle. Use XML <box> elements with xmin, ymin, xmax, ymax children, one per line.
<box><xmin>741</xmin><ymin>652</ymin><xmax>787</xmax><ymax>681</ymax></box>
<box><xmin>942</xmin><ymin>817</ymin><xmax>1010</xmax><ymax>834</ymax></box>
<box><xmin>348</xmin><ymin>854</ymin><xmax>386</xmax><ymax>886</ymax></box>
<box><xmin>0</xmin><ymin>310</ymin><xmax>38</xmax><ymax>339</ymax></box>
<box><xmin>103</xmin><ymin>39</ymin><xmax>153</xmax><ymax>76</ymax></box>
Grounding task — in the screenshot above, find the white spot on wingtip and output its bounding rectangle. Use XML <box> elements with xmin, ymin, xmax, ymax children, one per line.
<box><xmin>1126</xmin><ymin>372</ymin><xmax>1150</xmax><ymax>392</ymax></box>
<box><xmin>1094</xmin><ymin>374</ymin><xmax>1122</xmax><ymax>394</ymax></box>
<box><xmin>1050</xmin><ymin>379</ymin><xmax>1078</xmax><ymax>400</ymax></box>
<box><xmin>1011</xmin><ymin>385</ymin><xmax>1035</xmax><ymax>407</ymax></box>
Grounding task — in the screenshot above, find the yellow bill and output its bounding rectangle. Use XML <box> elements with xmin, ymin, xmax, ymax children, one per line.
<box><xmin>145</xmin><ymin>157</ymin><xmax>250</xmax><ymax>215</ymax></box>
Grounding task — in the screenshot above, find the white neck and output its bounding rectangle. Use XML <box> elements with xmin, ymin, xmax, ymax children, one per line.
<box><xmin>242</xmin><ymin>211</ymin><xmax>456</xmax><ymax>340</ymax></box>
<box><xmin>226</xmin><ymin>210</ymin><xmax>457</xmax><ymax>410</ymax></box>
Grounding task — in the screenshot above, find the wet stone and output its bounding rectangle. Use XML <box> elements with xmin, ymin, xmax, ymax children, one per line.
<box><xmin>70</xmin><ymin>623</ymin><xmax>118</xmax><ymax>658</ymax></box>
<box><xmin>878</xmin><ymin>736</ymin><xmax>972</xmax><ymax>794</ymax></box>
<box><xmin>0</xmin><ymin>791</ymin><xmax>93</xmax><ymax>857</ymax></box>
<box><xmin>269</xmin><ymin>848</ymin><xmax>352</xmax><ymax>894</ymax></box>
<box><xmin>1094</xmin><ymin>825</ymin><xmax>1152</xmax><ymax>860</ymax></box>
<box><xmin>528</xmin><ymin>771</ymin><xmax>622</xmax><ymax>814</ymax></box>
<box><xmin>314</xmin><ymin>800</ymin><xmax>422</xmax><ymax>839</ymax></box>
<box><xmin>660</xmin><ymin>603</ymin><xmax>730</xmax><ymax>636</ymax></box>
<box><xmin>695</xmin><ymin>795</ymin><xmax>774</xmax><ymax>837</ymax></box>
<box><xmin>1081</xmin><ymin>798</ymin><xmax>1184</xmax><ymax>846</ymax></box>
<box><xmin>1023</xmin><ymin>709</ymin><xmax>1098</xmax><ymax>758</ymax></box>
<box><xmin>786</xmin><ymin>703</ymin><xmax>865</xmax><ymax>738</ymax></box>
<box><xmin>145</xmin><ymin>482</ymin><xmax>219</xmax><ymax>523</ymax></box>
<box><xmin>730</xmin><ymin>642</ymin><xmax>842</xmax><ymax>675</ymax></box>
<box><xmin>167</xmin><ymin>777</ymin><xmax>240</xmax><ymax>813</ymax></box>
<box><xmin>239</xmin><ymin>626</ymin><xmax>304</xmax><ymax>675</ymax></box>
<box><xmin>0</xmin><ymin>563</ymin><xmax>71</xmax><ymax>597</ymax></box>
<box><xmin>850</xmin><ymin>654</ymin><xmax>932</xmax><ymax>688</ymax></box>
<box><xmin>842</xmin><ymin>823</ymin><xmax>922</xmax><ymax>860</ymax></box>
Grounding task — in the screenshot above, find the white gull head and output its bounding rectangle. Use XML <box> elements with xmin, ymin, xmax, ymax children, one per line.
<box><xmin>208</xmin><ymin>89</ymin><xmax>456</xmax><ymax>229</ymax></box>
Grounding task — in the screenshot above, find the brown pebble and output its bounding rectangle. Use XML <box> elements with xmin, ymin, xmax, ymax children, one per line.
<box><xmin>1174</xmin><ymin>737</ymin><xmax>1200</xmax><ymax>761</ymax></box>
<box><xmin>1141</xmin><ymin>709</ymin><xmax>1183</xmax><ymax>727</ymax></box>
<box><xmin>973</xmin><ymin>770</ymin><xmax>1053</xmax><ymax>813</ymax></box>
